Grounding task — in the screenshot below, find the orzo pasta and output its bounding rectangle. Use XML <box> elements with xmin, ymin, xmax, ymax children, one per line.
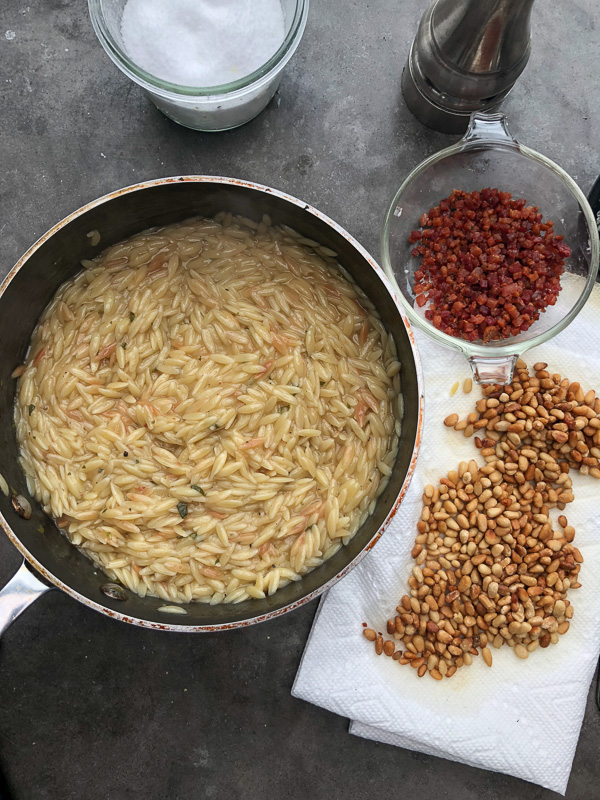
<box><xmin>15</xmin><ymin>214</ymin><xmax>401</xmax><ymax>605</ymax></box>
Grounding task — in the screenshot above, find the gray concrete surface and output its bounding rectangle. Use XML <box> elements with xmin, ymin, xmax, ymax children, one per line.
<box><xmin>1</xmin><ymin>1</ymin><xmax>599</xmax><ymax>798</ymax></box>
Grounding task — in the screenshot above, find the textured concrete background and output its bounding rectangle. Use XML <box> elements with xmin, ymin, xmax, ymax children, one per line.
<box><xmin>0</xmin><ymin>1</ymin><xmax>599</xmax><ymax>798</ymax></box>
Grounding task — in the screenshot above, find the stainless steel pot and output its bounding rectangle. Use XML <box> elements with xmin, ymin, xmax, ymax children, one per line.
<box><xmin>0</xmin><ymin>177</ymin><xmax>423</xmax><ymax>634</ymax></box>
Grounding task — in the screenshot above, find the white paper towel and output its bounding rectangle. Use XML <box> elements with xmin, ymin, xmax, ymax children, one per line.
<box><xmin>293</xmin><ymin>283</ymin><xmax>600</xmax><ymax>796</ymax></box>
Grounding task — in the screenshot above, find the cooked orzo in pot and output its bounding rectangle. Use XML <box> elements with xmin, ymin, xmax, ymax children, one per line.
<box><xmin>15</xmin><ymin>214</ymin><xmax>401</xmax><ymax>605</ymax></box>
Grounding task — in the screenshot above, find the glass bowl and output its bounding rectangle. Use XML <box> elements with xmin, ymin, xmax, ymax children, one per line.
<box><xmin>88</xmin><ymin>0</ymin><xmax>309</xmax><ymax>132</ymax></box>
<box><xmin>381</xmin><ymin>112</ymin><xmax>600</xmax><ymax>384</ymax></box>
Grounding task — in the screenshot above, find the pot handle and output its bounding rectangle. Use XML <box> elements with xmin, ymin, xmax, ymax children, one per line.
<box><xmin>0</xmin><ymin>560</ymin><xmax>54</xmax><ymax>638</ymax></box>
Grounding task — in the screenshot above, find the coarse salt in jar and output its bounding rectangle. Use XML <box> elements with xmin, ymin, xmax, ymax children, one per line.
<box><xmin>89</xmin><ymin>0</ymin><xmax>309</xmax><ymax>131</ymax></box>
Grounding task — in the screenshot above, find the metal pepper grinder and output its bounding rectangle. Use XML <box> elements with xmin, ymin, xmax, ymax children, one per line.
<box><xmin>402</xmin><ymin>0</ymin><xmax>534</xmax><ymax>133</ymax></box>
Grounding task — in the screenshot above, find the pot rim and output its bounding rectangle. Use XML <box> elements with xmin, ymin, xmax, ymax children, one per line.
<box><xmin>0</xmin><ymin>175</ymin><xmax>424</xmax><ymax>632</ymax></box>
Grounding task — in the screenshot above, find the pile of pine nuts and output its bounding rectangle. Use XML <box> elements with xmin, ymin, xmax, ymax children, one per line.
<box><xmin>363</xmin><ymin>360</ymin><xmax>596</xmax><ymax>680</ymax></box>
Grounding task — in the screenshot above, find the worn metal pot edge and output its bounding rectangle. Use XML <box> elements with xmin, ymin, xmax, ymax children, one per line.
<box><xmin>0</xmin><ymin>175</ymin><xmax>425</xmax><ymax>632</ymax></box>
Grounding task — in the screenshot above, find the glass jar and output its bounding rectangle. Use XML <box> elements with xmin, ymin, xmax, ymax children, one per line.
<box><xmin>88</xmin><ymin>0</ymin><xmax>309</xmax><ymax>132</ymax></box>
